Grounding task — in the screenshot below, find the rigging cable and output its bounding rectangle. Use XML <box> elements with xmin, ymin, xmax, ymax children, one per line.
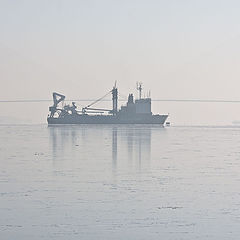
<box><xmin>86</xmin><ymin>90</ymin><xmax>112</xmax><ymax>108</ymax></box>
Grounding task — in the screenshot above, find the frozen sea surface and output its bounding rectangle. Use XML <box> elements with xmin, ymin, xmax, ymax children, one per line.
<box><xmin>1</xmin><ymin>124</ymin><xmax>240</xmax><ymax>239</ymax></box>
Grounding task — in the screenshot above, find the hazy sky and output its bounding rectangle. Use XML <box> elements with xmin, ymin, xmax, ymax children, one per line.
<box><xmin>1</xmin><ymin>0</ymin><xmax>240</xmax><ymax>124</ymax></box>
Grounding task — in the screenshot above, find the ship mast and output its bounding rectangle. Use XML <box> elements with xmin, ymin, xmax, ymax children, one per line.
<box><xmin>112</xmin><ymin>81</ymin><xmax>118</xmax><ymax>115</ymax></box>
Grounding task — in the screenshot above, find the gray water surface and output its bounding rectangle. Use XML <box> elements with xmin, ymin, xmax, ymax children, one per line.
<box><xmin>1</xmin><ymin>124</ymin><xmax>240</xmax><ymax>239</ymax></box>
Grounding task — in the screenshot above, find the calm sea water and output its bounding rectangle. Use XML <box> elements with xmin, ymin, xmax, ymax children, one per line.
<box><xmin>1</xmin><ymin>124</ymin><xmax>240</xmax><ymax>239</ymax></box>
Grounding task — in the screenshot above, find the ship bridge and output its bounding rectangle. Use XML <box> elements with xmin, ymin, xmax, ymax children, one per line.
<box><xmin>118</xmin><ymin>83</ymin><xmax>152</xmax><ymax>117</ymax></box>
<box><xmin>135</xmin><ymin>98</ymin><xmax>151</xmax><ymax>114</ymax></box>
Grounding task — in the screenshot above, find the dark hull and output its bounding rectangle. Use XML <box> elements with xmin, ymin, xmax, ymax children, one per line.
<box><xmin>47</xmin><ymin>114</ymin><xmax>168</xmax><ymax>125</ymax></box>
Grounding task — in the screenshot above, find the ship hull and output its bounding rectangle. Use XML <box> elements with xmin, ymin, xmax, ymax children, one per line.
<box><xmin>47</xmin><ymin>114</ymin><xmax>168</xmax><ymax>125</ymax></box>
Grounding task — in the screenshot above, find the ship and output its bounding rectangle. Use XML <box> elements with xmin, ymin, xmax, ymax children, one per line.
<box><xmin>47</xmin><ymin>83</ymin><xmax>168</xmax><ymax>125</ymax></box>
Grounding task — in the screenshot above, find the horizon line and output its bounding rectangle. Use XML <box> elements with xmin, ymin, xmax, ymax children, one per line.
<box><xmin>1</xmin><ymin>99</ymin><xmax>240</xmax><ymax>103</ymax></box>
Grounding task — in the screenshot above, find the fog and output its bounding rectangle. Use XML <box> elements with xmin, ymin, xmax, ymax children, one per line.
<box><xmin>1</xmin><ymin>0</ymin><xmax>240</xmax><ymax>125</ymax></box>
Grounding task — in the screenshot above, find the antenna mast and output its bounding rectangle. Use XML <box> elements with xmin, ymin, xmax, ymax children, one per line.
<box><xmin>136</xmin><ymin>82</ymin><xmax>143</xmax><ymax>99</ymax></box>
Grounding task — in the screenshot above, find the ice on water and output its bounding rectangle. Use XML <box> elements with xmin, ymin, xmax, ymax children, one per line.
<box><xmin>1</xmin><ymin>124</ymin><xmax>240</xmax><ymax>239</ymax></box>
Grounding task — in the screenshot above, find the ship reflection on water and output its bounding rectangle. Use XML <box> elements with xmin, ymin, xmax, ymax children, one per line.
<box><xmin>111</xmin><ymin>126</ymin><xmax>152</xmax><ymax>171</ymax></box>
<box><xmin>48</xmin><ymin>125</ymin><xmax>158</xmax><ymax>172</ymax></box>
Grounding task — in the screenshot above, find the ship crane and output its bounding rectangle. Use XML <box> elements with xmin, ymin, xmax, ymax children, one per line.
<box><xmin>49</xmin><ymin>92</ymin><xmax>65</xmax><ymax>117</ymax></box>
<box><xmin>82</xmin><ymin>90</ymin><xmax>112</xmax><ymax>114</ymax></box>
<box><xmin>82</xmin><ymin>83</ymin><xmax>118</xmax><ymax>115</ymax></box>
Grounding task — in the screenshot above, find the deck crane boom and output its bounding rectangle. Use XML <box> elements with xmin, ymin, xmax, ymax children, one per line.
<box><xmin>82</xmin><ymin>83</ymin><xmax>118</xmax><ymax>115</ymax></box>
